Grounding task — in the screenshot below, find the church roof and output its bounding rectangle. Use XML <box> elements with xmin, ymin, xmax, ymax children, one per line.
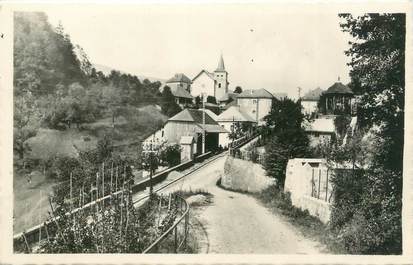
<box><xmin>302</xmin><ymin>87</ymin><xmax>324</xmax><ymax>101</ymax></box>
<box><xmin>192</xmin><ymin>69</ymin><xmax>214</xmax><ymax>81</ymax></box>
<box><xmin>217</xmin><ymin>106</ymin><xmax>256</xmax><ymax>123</ymax></box>
<box><xmin>166</xmin><ymin>73</ymin><xmax>192</xmax><ymax>84</ymax></box>
<box><xmin>324</xmin><ymin>82</ymin><xmax>353</xmax><ymax>95</ymax></box>
<box><xmin>237</xmin><ymin>88</ymin><xmax>275</xmax><ymax>99</ymax></box>
<box><xmin>215</xmin><ymin>54</ymin><xmax>226</xmax><ymax>72</ymax></box>
<box><xmin>217</xmin><ymin>92</ymin><xmax>238</xmax><ymax>102</ymax></box>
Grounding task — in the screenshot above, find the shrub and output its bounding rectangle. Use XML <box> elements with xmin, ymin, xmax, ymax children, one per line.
<box><xmin>160</xmin><ymin>144</ymin><xmax>181</xmax><ymax>167</ymax></box>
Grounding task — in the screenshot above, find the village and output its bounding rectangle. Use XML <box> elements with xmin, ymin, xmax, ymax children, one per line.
<box><xmin>9</xmin><ymin>9</ymin><xmax>405</xmax><ymax>256</ymax></box>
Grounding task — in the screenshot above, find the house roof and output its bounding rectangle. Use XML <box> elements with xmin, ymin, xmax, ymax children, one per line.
<box><xmin>168</xmin><ymin>109</ymin><xmax>228</xmax><ymax>133</ymax></box>
<box><xmin>166</xmin><ymin>73</ymin><xmax>192</xmax><ymax>84</ymax></box>
<box><xmin>304</xmin><ymin>118</ymin><xmax>335</xmax><ymax>134</ymax></box>
<box><xmin>215</xmin><ymin>54</ymin><xmax>226</xmax><ymax>72</ymax></box>
<box><xmin>324</xmin><ymin>82</ymin><xmax>353</xmax><ymax>95</ymax></box>
<box><xmin>168</xmin><ymin>109</ymin><xmax>217</xmax><ymax>125</ymax></box>
<box><xmin>192</xmin><ymin>69</ymin><xmax>214</xmax><ymax>81</ymax></box>
<box><xmin>222</xmin><ymin>100</ymin><xmax>238</xmax><ymax>110</ymax></box>
<box><xmin>180</xmin><ymin>136</ymin><xmax>195</xmax><ymax>145</ymax></box>
<box><xmin>302</xmin><ymin>87</ymin><xmax>324</xmax><ymax>101</ymax></box>
<box><xmin>217</xmin><ymin>106</ymin><xmax>256</xmax><ymax>123</ymax></box>
<box><xmin>237</xmin><ymin>88</ymin><xmax>275</xmax><ymax>99</ymax></box>
<box><xmin>171</xmin><ymin>86</ymin><xmax>193</xmax><ymax>99</ymax></box>
<box><xmin>200</xmin><ymin>108</ymin><xmax>219</xmax><ymax>121</ymax></box>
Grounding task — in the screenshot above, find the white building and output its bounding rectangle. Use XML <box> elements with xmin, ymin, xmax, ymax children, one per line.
<box><xmin>217</xmin><ymin>106</ymin><xmax>256</xmax><ymax>148</ymax></box>
<box><xmin>191</xmin><ymin>55</ymin><xmax>229</xmax><ymax>102</ymax></box>
<box><xmin>304</xmin><ymin>117</ymin><xmax>335</xmax><ymax>147</ymax></box>
<box><xmin>236</xmin><ymin>88</ymin><xmax>275</xmax><ymax>125</ymax></box>
<box><xmin>301</xmin><ymin>87</ymin><xmax>323</xmax><ymax>115</ymax></box>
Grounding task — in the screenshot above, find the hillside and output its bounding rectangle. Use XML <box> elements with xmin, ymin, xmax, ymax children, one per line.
<box><xmin>94</xmin><ymin>63</ymin><xmax>166</xmax><ymax>83</ymax></box>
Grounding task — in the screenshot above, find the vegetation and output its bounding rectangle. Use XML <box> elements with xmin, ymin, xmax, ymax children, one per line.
<box><xmin>262</xmin><ymin>98</ymin><xmax>309</xmax><ymax>187</ymax></box>
<box><xmin>234</xmin><ymin>86</ymin><xmax>243</xmax><ymax>94</ymax></box>
<box><xmin>255</xmin><ymin>185</ymin><xmax>346</xmax><ymax>254</ymax></box>
<box><xmin>325</xmin><ymin>13</ymin><xmax>406</xmax><ymax>254</ymax></box>
<box><xmin>159</xmin><ymin>144</ymin><xmax>181</xmax><ymax>167</ymax></box>
<box><xmin>160</xmin><ymin>86</ymin><xmax>182</xmax><ymax>117</ymax></box>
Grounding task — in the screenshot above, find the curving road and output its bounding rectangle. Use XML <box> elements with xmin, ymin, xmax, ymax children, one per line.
<box><xmin>160</xmin><ymin>155</ymin><xmax>328</xmax><ymax>254</ymax></box>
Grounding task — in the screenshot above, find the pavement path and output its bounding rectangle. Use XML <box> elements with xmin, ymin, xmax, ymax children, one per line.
<box><xmin>159</xmin><ymin>155</ymin><xmax>328</xmax><ymax>254</ymax></box>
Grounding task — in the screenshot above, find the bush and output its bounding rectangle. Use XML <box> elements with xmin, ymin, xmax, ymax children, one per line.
<box><xmin>160</xmin><ymin>144</ymin><xmax>181</xmax><ymax>167</ymax></box>
<box><xmin>46</xmin><ymin>155</ymin><xmax>81</xmax><ymax>180</ymax></box>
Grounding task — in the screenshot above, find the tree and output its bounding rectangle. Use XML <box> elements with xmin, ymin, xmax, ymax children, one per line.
<box><xmin>339</xmin><ymin>13</ymin><xmax>405</xmax><ymax>172</ymax></box>
<box><xmin>262</xmin><ymin>98</ymin><xmax>309</xmax><ymax>187</ymax></box>
<box><xmin>13</xmin><ymin>94</ymin><xmax>39</xmax><ymax>161</ymax></box>
<box><xmin>160</xmin><ymin>144</ymin><xmax>181</xmax><ymax>167</ymax></box>
<box><xmin>142</xmin><ymin>151</ymin><xmax>159</xmax><ymax>195</ymax></box>
<box><xmin>206</xmin><ymin>96</ymin><xmax>217</xmax><ymax>104</ymax></box>
<box><xmin>160</xmin><ymin>86</ymin><xmax>181</xmax><ymax>117</ymax></box>
<box><xmin>234</xmin><ymin>86</ymin><xmax>242</xmax><ymax>94</ymax></box>
<box><xmin>326</xmin><ymin>13</ymin><xmax>406</xmax><ymax>254</ymax></box>
<box><xmin>101</xmin><ymin>85</ymin><xmax>122</xmax><ymax>127</ymax></box>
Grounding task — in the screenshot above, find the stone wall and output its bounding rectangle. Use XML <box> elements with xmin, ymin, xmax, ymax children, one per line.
<box><xmin>222</xmin><ymin>156</ymin><xmax>274</xmax><ymax>192</ymax></box>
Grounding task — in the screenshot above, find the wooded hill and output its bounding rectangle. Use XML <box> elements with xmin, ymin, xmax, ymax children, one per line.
<box><xmin>13</xmin><ymin>12</ymin><xmax>180</xmax><ymax>164</ymax></box>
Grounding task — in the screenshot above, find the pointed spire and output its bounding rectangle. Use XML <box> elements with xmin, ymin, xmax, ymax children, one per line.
<box><xmin>215</xmin><ymin>54</ymin><xmax>226</xmax><ymax>72</ymax></box>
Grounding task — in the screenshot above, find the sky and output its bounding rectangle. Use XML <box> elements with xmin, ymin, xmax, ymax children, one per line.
<box><xmin>41</xmin><ymin>4</ymin><xmax>353</xmax><ymax>98</ymax></box>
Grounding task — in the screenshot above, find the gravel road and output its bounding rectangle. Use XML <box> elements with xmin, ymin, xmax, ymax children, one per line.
<box><xmin>160</xmin><ymin>155</ymin><xmax>328</xmax><ymax>254</ymax></box>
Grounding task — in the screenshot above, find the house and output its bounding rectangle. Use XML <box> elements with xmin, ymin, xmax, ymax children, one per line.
<box><xmin>217</xmin><ymin>92</ymin><xmax>238</xmax><ymax>108</ymax></box>
<box><xmin>142</xmin><ymin>127</ymin><xmax>167</xmax><ymax>152</ymax></box>
<box><xmin>164</xmin><ymin>73</ymin><xmax>193</xmax><ymax>108</ymax></box>
<box><xmin>217</xmin><ymin>106</ymin><xmax>257</xmax><ymax>148</ymax></box>
<box><xmin>319</xmin><ymin>80</ymin><xmax>354</xmax><ymax>115</ymax></box>
<box><xmin>236</xmin><ymin>88</ymin><xmax>275</xmax><ymax>125</ymax></box>
<box><xmin>191</xmin><ymin>54</ymin><xmax>229</xmax><ymax>102</ymax></box>
<box><xmin>301</xmin><ymin>87</ymin><xmax>324</xmax><ymax>115</ymax></box>
<box><xmin>304</xmin><ymin>117</ymin><xmax>335</xmax><ymax>147</ymax></box>
<box><xmin>163</xmin><ymin>108</ymin><xmax>228</xmax><ymax>154</ymax></box>
<box><xmin>180</xmin><ymin>136</ymin><xmax>196</xmax><ymax>162</ymax></box>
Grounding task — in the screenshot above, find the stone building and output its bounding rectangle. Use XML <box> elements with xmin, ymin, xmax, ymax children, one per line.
<box><xmin>236</xmin><ymin>88</ymin><xmax>275</xmax><ymax>125</ymax></box>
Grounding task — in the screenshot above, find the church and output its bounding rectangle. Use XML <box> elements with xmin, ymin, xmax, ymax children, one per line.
<box><xmin>191</xmin><ymin>55</ymin><xmax>229</xmax><ymax>103</ymax></box>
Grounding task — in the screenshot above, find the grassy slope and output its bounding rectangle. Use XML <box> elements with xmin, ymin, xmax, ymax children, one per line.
<box><xmin>14</xmin><ymin>104</ymin><xmax>167</xmax><ymax>234</ymax></box>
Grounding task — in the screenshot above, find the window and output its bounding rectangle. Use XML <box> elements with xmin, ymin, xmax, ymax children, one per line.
<box><xmin>218</xmin><ymin>83</ymin><xmax>221</xmax><ymax>88</ymax></box>
<box><xmin>161</xmin><ymin>130</ymin><xmax>164</xmax><ymax>137</ymax></box>
<box><xmin>253</xmin><ymin>99</ymin><xmax>257</xmax><ymax>104</ymax></box>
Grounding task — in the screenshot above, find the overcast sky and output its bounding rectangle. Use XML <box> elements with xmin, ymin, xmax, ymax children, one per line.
<box><xmin>41</xmin><ymin>4</ymin><xmax>352</xmax><ymax>98</ymax></box>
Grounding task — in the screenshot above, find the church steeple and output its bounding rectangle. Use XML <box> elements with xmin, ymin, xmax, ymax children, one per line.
<box><xmin>215</xmin><ymin>54</ymin><xmax>226</xmax><ymax>72</ymax></box>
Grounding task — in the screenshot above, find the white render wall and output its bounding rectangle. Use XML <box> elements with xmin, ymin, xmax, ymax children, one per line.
<box><xmin>191</xmin><ymin>72</ymin><xmax>215</xmax><ymax>98</ymax></box>
<box><xmin>284</xmin><ymin>158</ymin><xmax>333</xmax><ymax>224</ymax></box>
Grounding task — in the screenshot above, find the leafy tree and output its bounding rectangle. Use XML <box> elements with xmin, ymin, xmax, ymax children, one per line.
<box><xmin>160</xmin><ymin>86</ymin><xmax>182</xmax><ymax>117</ymax></box>
<box><xmin>325</xmin><ymin>13</ymin><xmax>406</xmax><ymax>254</ymax></box>
<box><xmin>339</xmin><ymin>13</ymin><xmax>405</xmax><ymax>172</ymax></box>
<box><xmin>262</xmin><ymin>98</ymin><xmax>309</xmax><ymax>187</ymax></box>
<box><xmin>194</xmin><ymin>96</ymin><xmax>202</xmax><ymax>108</ymax></box>
<box><xmin>234</xmin><ymin>86</ymin><xmax>242</xmax><ymax>94</ymax></box>
<box><xmin>160</xmin><ymin>144</ymin><xmax>181</xmax><ymax>167</ymax></box>
<box><xmin>13</xmin><ymin>94</ymin><xmax>39</xmax><ymax>161</ymax></box>
<box><xmin>206</xmin><ymin>96</ymin><xmax>217</xmax><ymax>104</ymax></box>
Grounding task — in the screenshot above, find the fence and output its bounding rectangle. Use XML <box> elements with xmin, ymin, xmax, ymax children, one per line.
<box><xmin>13</xmin><ymin>151</ymin><xmax>214</xmax><ymax>251</ymax></box>
<box><xmin>310</xmin><ymin>167</ymin><xmax>333</xmax><ymax>203</ymax></box>
<box><xmin>143</xmin><ymin>194</ymin><xmax>190</xmax><ymax>253</ymax></box>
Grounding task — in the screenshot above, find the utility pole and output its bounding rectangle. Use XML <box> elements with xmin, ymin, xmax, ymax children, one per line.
<box><xmin>202</xmin><ymin>93</ymin><xmax>206</xmax><ymax>154</ymax></box>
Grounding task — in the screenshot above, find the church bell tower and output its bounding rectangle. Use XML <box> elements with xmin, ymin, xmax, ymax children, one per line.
<box><xmin>213</xmin><ymin>54</ymin><xmax>229</xmax><ymax>100</ymax></box>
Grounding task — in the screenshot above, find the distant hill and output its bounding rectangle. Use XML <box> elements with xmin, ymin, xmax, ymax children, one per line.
<box><xmin>93</xmin><ymin>63</ymin><xmax>166</xmax><ymax>83</ymax></box>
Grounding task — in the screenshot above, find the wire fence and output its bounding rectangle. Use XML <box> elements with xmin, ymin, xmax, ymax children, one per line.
<box><xmin>143</xmin><ymin>194</ymin><xmax>190</xmax><ymax>253</ymax></box>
